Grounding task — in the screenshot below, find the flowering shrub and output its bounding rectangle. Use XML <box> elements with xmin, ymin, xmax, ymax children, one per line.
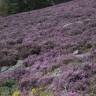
<box><xmin>0</xmin><ymin>0</ymin><xmax>96</xmax><ymax>96</ymax></box>
<box><xmin>67</xmin><ymin>92</ymin><xmax>80</xmax><ymax>96</ymax></box>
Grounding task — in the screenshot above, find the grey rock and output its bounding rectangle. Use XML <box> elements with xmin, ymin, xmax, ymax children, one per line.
<box><xmin>7</xmin><ymin>60</ymin><xmax>24</xmax><ymax>72</ymax></box>
<box><xmin>0</xmin><ymin>66</ymin><xmax>9</xmax><ymax>72</ymax></box>
<box><xmin>73</xmin><ymin>50</ymin><xmax>79</xmax><ymax>55</ymax></box>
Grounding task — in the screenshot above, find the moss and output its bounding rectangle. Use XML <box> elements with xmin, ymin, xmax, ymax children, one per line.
<box><xmin>0</xmin><ymin>87</ymin><xmax>11</xmax><ymax>96</ymax></box>
<box><xmin>31</xmin><ymin>87</ymin><xmax>53</xmax><ymax>96</ymax></box>
<box><xmin>0</xmin><ymin>79</ymin><xmax>18</xmax><ymax>96</ymax></box>
<box><xmin>31</xmin><ymin>88</ymin><xmax>38</xmax><ymax>95</ymax></box>
<box><xmin>1</xmin><ymin>79</ymin><xmax>16</xmax><ymax>88</ymax></box>
<box><xmin>12</xmin><ymin>90</ymin><xmax>20</xmax><ymax>96</ymax></box>
<box><xmin>40</xmin><ymin>91</ymin><xmax>53</xmax><ymax>96</ymax></box>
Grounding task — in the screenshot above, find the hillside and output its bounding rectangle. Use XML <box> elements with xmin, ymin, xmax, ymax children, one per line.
<box><xmin>0</xmin><ymin>0</ymin><xmax>96</xmax><ymax>95</ymax></box>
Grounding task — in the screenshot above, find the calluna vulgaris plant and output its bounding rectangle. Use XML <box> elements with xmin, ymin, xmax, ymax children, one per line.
<box><xmin>0</xmin><ymin>0</ymin><xmax>96</xmax><ymax>96</ymax></box>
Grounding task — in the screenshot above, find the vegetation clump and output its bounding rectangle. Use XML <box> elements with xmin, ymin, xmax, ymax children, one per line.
<box><xmin>0</xmin><ymin>79</ymin><xmax>18</xmax><ymax>96</ymax></box>
<box><xmin>0</xmin><ymin>0</ymin><xmax>72</xmax><ymax>15</ymax></box>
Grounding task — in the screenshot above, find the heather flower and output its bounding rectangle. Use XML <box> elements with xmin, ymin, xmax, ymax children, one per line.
<box><xmin>67</xmin><ymin>91</ymin><xmax>80</xmax><ymax>96</ymax></box>
<box><xmin>0</xmin><ymin>0</ymin><xmax>96</xmax><ymax>96</ymax></box>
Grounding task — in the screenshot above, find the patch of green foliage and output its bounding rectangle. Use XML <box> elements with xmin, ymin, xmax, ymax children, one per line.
<box><xmin>0</xmin><ymin>0</ymin><xmax>72</xmax><ymax>15</ymax></box>
<box><xmin>31</xmin><ymin>87</ymin><xmax>53</xmax><ymax>96</ymax></box>
<box><xmin>0</xmin><ymin>79</ymin><xmax>18</xmax><ymax>96</ymax></box>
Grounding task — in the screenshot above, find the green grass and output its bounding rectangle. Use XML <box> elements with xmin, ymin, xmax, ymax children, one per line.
<box><xmin>0</xmin><ymin>79</ymin><xmax>18</xmax><ymax>96</ymax></box>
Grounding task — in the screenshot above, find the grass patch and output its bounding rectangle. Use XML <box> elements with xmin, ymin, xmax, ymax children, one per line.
<box><xmin>31</xmin><ymin>87</ymin><xmax>53</xmax><ymax>96</ymax></box>
<box><xmin>0</xmin><ymin>79</ymin><xmax>18</xmax><ymax>96</ymax></box>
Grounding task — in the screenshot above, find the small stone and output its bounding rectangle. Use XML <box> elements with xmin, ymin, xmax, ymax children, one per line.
<box><xmin>73</xmin><ymin>50</ymin><xmax>79</xmax><ymax>55</ymax></box>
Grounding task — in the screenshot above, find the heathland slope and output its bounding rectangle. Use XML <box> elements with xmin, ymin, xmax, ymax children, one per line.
<box><xmin>0</xmin><ymin>0</ymin><xmax>96</xmax><ymax>95</ymax></box>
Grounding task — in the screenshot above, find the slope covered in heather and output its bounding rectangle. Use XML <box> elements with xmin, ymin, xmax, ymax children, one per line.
<box><xmin>0</xmin><ymin>0</ymin><xmax>96</xmax><ymax>95</ymax></box>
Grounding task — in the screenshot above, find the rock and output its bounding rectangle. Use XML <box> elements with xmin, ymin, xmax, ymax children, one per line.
<box><xmin>0</xmin><ymin>66</ymin><xmax>9</xmax><ymax>72</ymax></box>
<box><xmin>73</xmin><ymin>50</ymin><xmax>79</xmax><ymax>55</ymax></box>
<box><xmin>7</xmin><ymin>60</ymin><xmax>24</xmax><ymax>72</ymax></box>
<box><xmin>0</xmin><ymin>60</ymin><xmax>24</xmax><ymax>73</ymax></box>
<box><xmin>50</xmin><ymin>68</ymin><xmax>62</xmax><ymax>77</ymax></box>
